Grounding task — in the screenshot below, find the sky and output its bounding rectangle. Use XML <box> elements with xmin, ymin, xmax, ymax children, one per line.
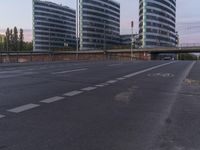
<box><xmin>0</xmin><ymin>0</ymin><xmax>200</xmax><ymax>43</ymax></box>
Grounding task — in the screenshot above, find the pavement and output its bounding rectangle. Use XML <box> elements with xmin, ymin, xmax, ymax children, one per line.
<box><xmin>0</xmin><ymin>60</ymin><xmax>199</xmax><ymax>150</ymax></box>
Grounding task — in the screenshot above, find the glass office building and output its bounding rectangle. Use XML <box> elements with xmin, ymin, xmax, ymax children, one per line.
<box><xmin>33</xmin><ymin>0</ymin><xmax>76</xmax><ymax>51</ymax></box>
<box><xmin>139</xmin><ymin>0</ymin><xmax>176</xmax><ymax>48</ymax></box>
<box><xmin>79</xmin><ymin>0</ymin><xmax>120</xmax><ymax>50</ymax></box>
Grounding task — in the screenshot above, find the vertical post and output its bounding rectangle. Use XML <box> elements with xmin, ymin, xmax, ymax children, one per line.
<box><xmin>31</xmin><ymin>51</ymin><xmax>33</xmax><ymax>62</ymax></box>
<box><xmin>0</xmin><ymin>39</ymin><xmax>1</xmax><ymax>63</ymax></box>
<box><xmin>17</xmin><ymin>49</ymin><xmax>19</xmax><ymax>63</ymax></box>
<box><xmin>0</xmin><ymin>44</ymin><xmax>3</xmax><ymax>63</ymax></box>
<box><xmin>104</xmin><ymin>20</ymin><xmax>106</xmax><ymax>51</ymax></box>
<box><xmin>131</xmin><ymin>21</ymin><xmax>134</xmax><ymax>60</ymax></box>
<box><xmin>76</xmin><ymin>0</ymin><xmax>79</xmax><ymax>60</ymax></box>
<box><xmin>49</xmin><ymin>25</ymin><xmax>51</xmax><ymax>62</ymax></box>
<box><xmin>49</xmin><ymin>26</ymin><xmax>50</xmax><ymax>52</ymax></box>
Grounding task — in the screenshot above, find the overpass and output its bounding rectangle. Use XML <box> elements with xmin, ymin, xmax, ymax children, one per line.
<box><xmin>108</xmin><ymin>44</ymin><xmax>200</xmax><ymax>53</ymax></box>
<box><xmin>107</xmin><ymin>44</ymin><xmax>200</xmax><ymax>60</ymax></box>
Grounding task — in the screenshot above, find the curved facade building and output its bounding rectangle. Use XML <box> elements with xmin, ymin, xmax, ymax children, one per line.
<box><xmin>139</xmin><ymin>0</ymin><xmax>176</xmax><ymax>48</ymax></box>
<box><xmin>79</xmin><ymin>0</ymin><xmax>120</xmax><ymax>50</ymax></box>
<box><xmin>33</xmin><ymin>0</ymin><xmax>76</xmax><ymax>51</ymax></box>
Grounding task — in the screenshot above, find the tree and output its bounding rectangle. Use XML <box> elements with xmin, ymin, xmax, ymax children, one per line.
<box><xmin>5</xmin><ymin>28</ymin><xmax>10</xmax><ymax>51</ymax></box>
<box><xmin>4</xmin><ymin>37</ymin><xmax>7</xmax><ymax>51</ymax></box>
<box><xmin>19</xmin><ymin>29</ymin><xmax>24</xmax><ymax>51</ymax></box>
<box><xmin>23</xmin><ymin>41</ymin><xmax>33</xmax><ymax>51</ymax></box>
<box><xmin>10</xmin><ymin>29</ymin><xmax>13</xmax><ymax>51</ymax></box>
<box><xmin>13</xmin><ymin>27</ymin><xmax>18</xmax><ymax>51</ymax></box>
<box><xmin>4</xmin><ymin>27</ymin><xmax>32</xmax><ymax>52</ymax></box>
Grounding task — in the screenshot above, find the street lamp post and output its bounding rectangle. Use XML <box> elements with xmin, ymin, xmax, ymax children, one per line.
<box><xmin>49</xmin><ymin>25</ymin><xmax>51</xmax><ymax>52</ymax></box>
<box><xmin>131</xmin><ymin>21</ymin><xmax>134</xmax><ymax>60</ymax></box>
<box><xmin>104</xmin><ymin>20</ymin><xmax>106</xmax><ymax>51</ymax></box>
<box><xmin>76</xmin><ymin>0</ymin><xmax>79</xmax><ymax>60</ymax></box>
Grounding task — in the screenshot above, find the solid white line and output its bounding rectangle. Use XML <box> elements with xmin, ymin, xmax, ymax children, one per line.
<box><xmin>124</xmin><ymin>62</ymin><xmax>175</xmax><ymax>78</ymax></box>
<box><xmin>40</xmin><ymin>96</ymin><xmax>65</xmax><ymax>103</ymax></box>
<box><xmin>7</xmin><ymin>104</ymin><xmax>40</xmax><ymax>113</ymax></box>
<box><xmin>52</xmin><ymin>68</ymin><xmax>88</xmax><ymax>74</ymax></box>
<box><xmin>64</xmin><ymin>90</ymin><xmax>83</xmax><ymax>96</ymax></box>
<box><xmin>0</xmin><ymin>114</ymin><xmax>5</xmax><ymax>119</ymax></box>
<box><xmin>81</xmin><ymin>87</ymin><xmax>97</xmax><ymax>91</ymax></box>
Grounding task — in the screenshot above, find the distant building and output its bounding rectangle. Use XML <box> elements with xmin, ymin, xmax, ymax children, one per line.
<box><xmin>79</xmin><ymin>0</ymin><xmax>120</xmax><ymax>50</ymax></box>
<box><xmin>33</xmin><ymin>0</ymin><xmax>76</xmax><ymax>51</ymax></box>
<box><xmin>120</xmin><ymin>34</ymin><xmax>140</xmax><ymax>48</ymax></box>
<box><xmin>139</xmin><ymin>0</ymin><xmax>176</xmax><ymax>48</ymax></box>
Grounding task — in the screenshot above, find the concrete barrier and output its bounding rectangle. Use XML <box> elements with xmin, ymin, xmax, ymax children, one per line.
<box><xmin>0</xmin><ymin>50</ymin><xmax>151</xmax><ymax>64</ymax></box>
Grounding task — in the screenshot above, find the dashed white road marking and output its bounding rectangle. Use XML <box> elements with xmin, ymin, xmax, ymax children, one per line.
<box><xmin>102</xmin><ymin>83</ymin><xmax>109</xmax><ymax>86</ymax></box>
<box><xmin>81</xmin><ymin>87</ymin><xmax>97</xmax><ymax>91</ymax></box>
<box><xmin>117</xmin><ymin>77</ymin><xmax>126</xmax><ymax>80</ymax></box>
<box><xmin>40</xmin><ymin>96</ymin><xmax>65</xmax><ymax>103</ymax></box>
<box><xmin>0</xmin><ymin>70</ymin><xmax>23</xmax><ymax>74</ymax></box>
<box><xmin>7</xmin><ymin>104</ymin><xmax>40</xmax><ymax>113</ymax></box>
<box><xmin>106</xmin><ymin>80</ymin><xmax>118</xmax><ymax>84</ymax></box>
<box><xmin>27</xmin><ymin>69</ymin><xmax>35</xmax><ymax>71</ymax></box>
<box><xmin>52</xmin><ymin>68</ymin><xmax>88</xmax><ymax>74</ymax></box>
<box><xmin>108</xmin><ymin>63</ymin><xmax>122</xmax><ymax>67</ymax></box>
<box><xmin>0</xmin><ymin>114</ymin><xmax>5</xmax><ymax>119</ymax></box>
<box><xmin>64</xmin><ymin>90</ymin><xmax>83</xmax><ymax>96</ymax></box>
<box><xmin>124</xmin><ymin>62</ymin><xmax>175</xmax><ymax>78</ymax></box>
<box><xmin>95</xmin><ymin>84</ymin><xmax>105</xmax><ymax>87</ymax></box>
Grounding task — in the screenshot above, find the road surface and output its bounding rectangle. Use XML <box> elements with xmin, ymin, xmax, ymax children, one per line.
<box><xmin>0</xmin><ymin>60</ymin><xmax>200</xmax><ymax>150</ymax></box>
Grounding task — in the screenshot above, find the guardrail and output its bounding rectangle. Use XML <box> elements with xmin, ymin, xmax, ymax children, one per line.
<box><xmin>179</xmin><ymin>43</ymin><xmax>200</xmax><ymax>47</ymax></box>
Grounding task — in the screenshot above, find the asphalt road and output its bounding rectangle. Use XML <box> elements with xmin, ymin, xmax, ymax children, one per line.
<box><xmin>0</xmin><ymin>60</ymin><xmax>199</xmax><ymax>150</ymax></box>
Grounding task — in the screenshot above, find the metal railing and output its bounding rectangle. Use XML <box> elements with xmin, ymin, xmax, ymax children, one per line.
<box><xmin>178</xmin><ymin>43</ymin><xmax>200</xmax><ymax>47</ymax></box>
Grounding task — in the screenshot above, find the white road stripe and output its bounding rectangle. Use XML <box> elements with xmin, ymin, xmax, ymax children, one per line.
<box><xmin>117</xmin><ymin>77</ymin><xmax>126</xmax><ymax>80</ymax></box>
<box><xmin>0</xmin><ymin>70</ymin><xmax>23</xmax><ymax>74</ymax></box>
<box><xmin>7</xmin><ymin>104</ymin><xmax>40</xmax><ymax>113</ymax></box>
<box><xmin>52</xmin><ymin>68</ymin><xmax>88</xmax><ymax>74</ymax></box>
<box><xmin>124</xmin><ymin>62</ymin><xmax>175</xmax><ymax>78</ymax></box>
<box><xmin>81</xmin><ymin>87</ymin><xmax>97</xmax><ymax>91</ymax></box>
<box><xmin>106</xmin><ymin>80</ymin><xmax>118</xmax><ymax>84</ymax></box>
<box><xmin>64</xmin><ymin>90</ymin><xmax>83</xmax><ymax>96</ymax></box>
<box><xmin>95</xmin><ymin>84</ymin><xmax>105</xmax><ymax>87</ymax></box>
<box><xmin>0</xmin><ymin>114</ymin><xmax>5</xmax><ymax>119</ymax></box>
<box><xmin>40</xmin><ymin>96</ymin><xmax>64</xmax><ymax>103</ymax></box>
<box><xmin>108</xmin><ymin>63</ymin><xmax>122</xmax><ymax>67</ymax></box>
<box><xmin>102</xmin><ymin>83</ymin><xmax>109</xmax><ymax>86</ymax></box>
